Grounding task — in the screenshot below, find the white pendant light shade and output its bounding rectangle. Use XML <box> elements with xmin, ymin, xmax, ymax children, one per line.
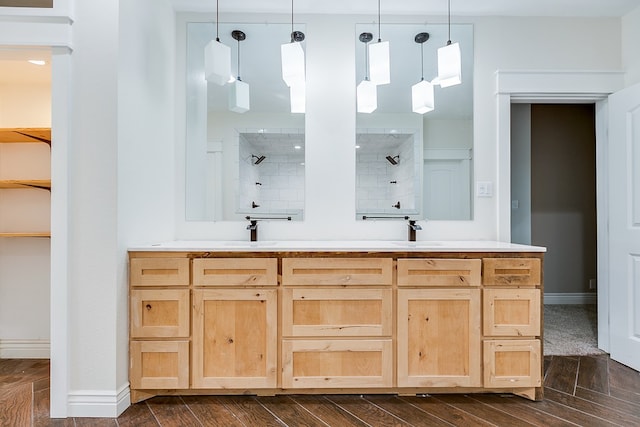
<box><xmin>412</xmin><ymin>80</ymin><xmax>435</xmax><ymax>114</ymax></box>
<box><xmin>368</xmin><ymin>41</ymin><xmax>390</xmax><ymax>85</ymax></box>
<box><xmin>437</xmin><ymin>42</ymin><xmax>462</xmax><ymax>88</ymax></box>
<box><xmin>228</xmin><ymin>79</ymin><xmax>250</xmax><ymax>113</ymax></box>
<box><xmin>289</xmin><ymin>84</ymin><xmax>305</xmax><ymax>114</ymax></box>
<box><xmin>281</xmin><ymin>42</ymin><xmax>306</xmax><ymax>87</ymax></box>
<box><xmin>357</xmin><ymin>79</ymin><xmax>377</xmax><ymax>113</ymax></box>
<box><xmin>204</xmin><ymin>40</ymin><xmax>231</xmax><ymax>86</ymax></box>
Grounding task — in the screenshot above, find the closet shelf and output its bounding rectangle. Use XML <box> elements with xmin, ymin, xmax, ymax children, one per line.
<box><xmin>0</xmin><ymin>232</ymin><xmax>51</xmax><ymax>238</ymax></box>
<box><xmin>0</xmin><ymin>179</ymin><xmax>51</xmax><ymax>190</ymax></box>
<box><xmin>0</xmin><ymin>128</ymin><xmax>51</xmax><ymax>145</ymax></box>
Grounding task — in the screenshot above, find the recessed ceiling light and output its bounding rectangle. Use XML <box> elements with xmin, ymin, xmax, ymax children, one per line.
<box><xmin>28</xmin><ymin>60</ymin><xmax>46</xmax><ymax>66</ymax></box>
<box><xmin>294</xmin><ymin>145</ymin><xmax>301</xmax><ymax>150</ymax></box>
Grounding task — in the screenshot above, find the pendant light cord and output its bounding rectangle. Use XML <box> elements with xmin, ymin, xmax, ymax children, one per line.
<box><xmin>237</xmin><ymin>38</ymin><xmax>241</xmax><ymax>80</ymax></box>
<box><xmin>365</xmin><ymin>41</ymin><xmax>370</xmax><ymax>80</ymax></box>
<box><xmin>420</xmin><ymin>43</ymin><xmax>424</xmax><ymax>81</ymax></box>
<box><xmin>291</xmin><ymin>0</ymin><xmax>294</xmax><ymax>40</ymax></box>
<box><xmin>447</xmin><ymin>0</ymin><xmax>452</xmax><ymax>45</ymax></box>
<box><xmin>377</xmin><ymin>0</ymin><xmax>382</xmax><ymax>42</ymax></box>
<box><xmin>216</xmin><ymin>0</ymin><xmax>220</xmax><ymax>42</ymax></box>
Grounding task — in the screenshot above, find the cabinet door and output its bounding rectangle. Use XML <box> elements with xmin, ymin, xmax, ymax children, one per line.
<box><xmin>130</xmin><ymin>258</ymin><xmax>190</xmax><ymax>287</ymax></box>
<box><xmin>131</xmin><ymin>289</ymin><xmax>190</xmax><ymax>338</ymax></box>
<box><xmin>483</xmin><ymin>289</ymin><xmax>541</xmax><ymax>337</ymax></box>
<box><xmin>130</xmin><ymin>341</ymin><xmax>189</xmax><ymax>389</ymax></box>
<box><xmin>484</xmin><ymin>340</ymin><xmax>542</xmax><ymax>388</ymax></box>
<box><xmin>282</xmin><ymin>288</ymin><xmax>392</xmax><ymax>337</ymax></box>
<box><xmin>192</xmin><ymin>289</ymin><xmax>277</xmax><ymax>389</ymax></box>
<box><xmin>282</xmin><ymin>339</ymin><xmax>393</xmax><ymax>388</ymax></box>
<box><xmin>397</xmin><ymin>289</ymin><xmax>481</xmax><ymax>387</ymax></box>
<box><xmin>483</xmin><ymin>258</ymin><xmax>541</xmax><ymax>286</ymax></box>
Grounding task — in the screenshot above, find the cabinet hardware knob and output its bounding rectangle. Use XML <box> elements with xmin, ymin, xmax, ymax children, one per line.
<box><xmin>146</xmin><ymin>304</ymin><xmax>152</xmax><ymax>310</ymax></box>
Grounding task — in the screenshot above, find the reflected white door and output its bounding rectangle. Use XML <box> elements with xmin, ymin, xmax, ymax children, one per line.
<box><xmin>609</xmin><ymin>82</ymin><xmax>640</xmax><ymax>371</ymax></box>
<box><xmin>423</xmin><ymin>159</ymin><xmax>470</xmax><ymax>220</ymax></box>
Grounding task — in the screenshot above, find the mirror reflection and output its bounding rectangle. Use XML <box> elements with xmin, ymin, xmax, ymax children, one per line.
<box><xmin>355</xmin><ymin>23</ymin><xmax>473</xmax><ymax>220</ymax></box>
<box><xmin>185</xmin><ymin>22</ymin><xmax>305</xmax><ymax>221</ymax></box>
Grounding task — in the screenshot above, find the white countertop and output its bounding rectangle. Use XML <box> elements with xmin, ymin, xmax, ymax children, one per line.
<box><xmin>129</xmin><ymin>240</ymin><xmax>546</xmax><ymax>253</ymax></box>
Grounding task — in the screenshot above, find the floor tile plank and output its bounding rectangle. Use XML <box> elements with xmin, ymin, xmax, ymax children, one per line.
<box><xmin>182</xmin><ymin>395</ymin><xmax>245</xmax><ymax>427</ymax></box>
<box><xmin>544</xmin><ymin>387</ymin><xmax>640</xmax><ymax>426</ymax></box>
<box><xmin>513</xmin><ymin>394</ymin><xmax>619</xmax><ymax>427</ymax></box>
<box><xmin>577</xmin><ymin>356</ymin><xmax>609</xmax><ymax>394</ymax></box>
<box><xmin>145</xmin><ymin>396</ymin><xmax>202</xmax><ymax>427</ymax></box>
<box><xmin>116</xmin><ymin>401</ymin><xmax>160</xmax><ymax>427</ymax></box>
<box><xmin>0</xmin><ymin>382</ymin><xmax>32</xmax><ymax>427</ymax></box>
<box><xmin>544</xmin><ymin>357</ymin><xmax>579</xmax><ymax>394</ymax></box>
<box><xmin>74</xmin><ymin>417</ymin><xmax>117</xmax><ymax>426</ymax></box>
<box><xmin>289</xmin><ymin>395</ymin><xmax>370</xmax><ymax>427</ymax></box>
<box><xmin>574</xmin><ymin>386</ymin><xmax>640</xmax><ymax>419</ymax></box>
<box><xmin>608</xmin><ymin>359</ymin><xmax>640</xmax><ymax>394</ymax></box>
<box><xmin>399</xmin><ymin>395</ymin><xmax>495</xmax><ymax>426</ymax></box>
<box><xmin>259</xmin><ymin>395</ymin><xmax>329</xmax><ymax>427</ymax></box>
<box><xmin>364</xmin><ymin>395</ymin><xmax>454</xmax><ymax>427</ymax></box>
<box><xmin>472</xmin><ymin>394</ymin><xmax>577</xmax><ymax>427</ymax></box>
<box><xmin>221</xmin><ymin>396</ymin><xmax>286</xmax><ymax>426</ymax></box>
<box><xmin>327</xmin><ymin>395</ymin><xmax>411</xmax><ymax>427</ymax></box>
<box><xmin>609</xmin><ymin>385</ymin><xmax>640</xmax><ymax>405</ymax></box>
<box><xmin>433</xmin><ymin>394</ymin><xmax>536</xmax><ymax>426</ymax></box>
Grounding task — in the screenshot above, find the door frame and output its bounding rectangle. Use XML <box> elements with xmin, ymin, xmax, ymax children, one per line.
<box><xmin>496</xmin><ymin>70</ymin><xmax>624</xmax><ymax>352</ymax></box>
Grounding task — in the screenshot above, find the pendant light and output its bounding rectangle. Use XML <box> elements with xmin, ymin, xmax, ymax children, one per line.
<box><xmin>411</xmin><ymin>32</ymin><xmax>435</xmax><ymax>114</ymax></box>
<box><xmin>204</xmin><ymin>0</ymin><xmax>231</xmax><ymax>85</ymax></box>
<box><xmin>437</xmin><ymin>0</ymin><xmax>462</xmax><ymax>88</ymax></box>
<box><xmin>281</xmin><ymin>0</ymin><xmax>306</xmax><ymax>112</ymax></box>
<box><xmin>357</xmin><ymin>32</ymin><xmax>377</xmax><ymax>113</ymax></box>
<box><xmin>228</xmin><ymin>30</ymin><xmax>250</xmax><ymax>113</ymax></box>
<box><xmin>368</xmin><ymin>0</ymin><xmax>390</xmax><ymax>86</ymax></box>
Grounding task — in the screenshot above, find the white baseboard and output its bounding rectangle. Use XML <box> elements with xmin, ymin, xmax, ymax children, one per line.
<box><xmin>544</xmin><ymin>292</ymin><xmax>597</xmax><ymax>305</ymax></box>
<box><xmin>0</xmin><ymin>339</ymin><xmax>50</xmax><ymax>358</ymax></box>
<box><xmin>67</xmin><ymin>383</ymin><xmax>131</xmax><ymax>418</ymax></box>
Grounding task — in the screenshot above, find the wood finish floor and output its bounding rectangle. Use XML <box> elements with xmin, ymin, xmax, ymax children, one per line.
<box><xmin>1</xmin><ymin>355</ymin><xmax>639</xmax><ymax>426</ymax></box>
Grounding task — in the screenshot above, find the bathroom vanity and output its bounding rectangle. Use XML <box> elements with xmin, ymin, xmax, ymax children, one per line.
<box><xmin>128</xmin><ymin>241</ymin><xmax>545</xmax><ymax>403</ymax></box>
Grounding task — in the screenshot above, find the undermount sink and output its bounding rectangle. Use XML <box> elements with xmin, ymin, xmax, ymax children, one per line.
<box><xmin>223</xmin><ymin>241</ymin><xmax>277</xmax><ymax>247</ymax></box>
<box><xmin>391</xmin><ymin>241</ymin><xmax>445</xmax><ymax>247</ymax></box>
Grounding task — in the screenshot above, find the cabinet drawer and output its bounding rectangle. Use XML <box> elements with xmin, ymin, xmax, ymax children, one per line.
<box><xmin>483</xmin><ymin>340</ymin><xmax>542</xmax><ymax>388</ymax></box>
<box><xmin>282</xmin><ymin>288</ymin><xmax>392</xmax><ymax>337</ymax></box>
<box><xmin>282</xmin><ymin>339</ymin><xmax>393</xmax><ymax>389</ymax></box>
<box><xmin>193</xmin><ymin>258</ymin><xmax>277</xmax><ymax>286</ymax></box>
<box><xmin>398</xmin><ymin>258</ymin><xmax>481</xmax><ymax>287</ymax></box>
<box><xmin>483</xmin><ymin>258</ymin><xmax>541</xmax><ymax>286</ymax></box>
<box><xmin>130</xmin><ymin>340</ymin><xmax>189</xmax><ymax>389</ymax></box>
<box><xmin>131</xmin><ymin>289</ymin><xmax>190</xmax><ymax>338</ymax></box>
<box><xmin>282</xmin><ymin>258</ymin><xmax>393</xmax><ymax>286</ymax></box>
<box><xmin>484</xmin><ymin>289</ymin><xmax>541</xmax><ymax>337</ymax></box>
<box><xmin>130</xmin><ymin>258</ymin><xmax>189</xmax><ymax>287</ymax></box>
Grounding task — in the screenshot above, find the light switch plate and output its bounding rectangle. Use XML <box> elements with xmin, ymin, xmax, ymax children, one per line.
<box><xmin>477</xmin><ymin>181</ymin><xmax>493</xmax><ymax>198</ymax></box>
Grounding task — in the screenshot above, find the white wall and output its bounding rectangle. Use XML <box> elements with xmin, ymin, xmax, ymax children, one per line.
<box><xmin>622</xmin><ymin>5</ymin><xmax>640</xmax><ymax>86</ymax></box>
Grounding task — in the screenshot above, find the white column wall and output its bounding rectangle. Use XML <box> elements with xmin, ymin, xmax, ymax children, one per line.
<box><xmin>622</xmin><ymin>5</ymin><xmax>640</xmax><ymax>86</ymax></box>
<box><xmin>66</xmin><ymin>0</ymin><xmax>120</xmax><ymax>416</ymax></box>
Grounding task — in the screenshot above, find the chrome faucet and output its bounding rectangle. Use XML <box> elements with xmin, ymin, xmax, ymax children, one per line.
<box><xmin>408</xmin><ymin>220</ymin><xmax>422</xmax><ymax>242</ymax></box>
<box><xmin>246</xmin><ymin>219</ymin><xmax>258</xmax><ymax>242</ymax></box>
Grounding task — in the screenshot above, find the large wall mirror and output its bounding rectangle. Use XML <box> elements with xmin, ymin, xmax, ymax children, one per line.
<box><xmin>355</xmin><ymin>23</ymin><xmax>473</xmax><ymax>221</ymax></box>
<box><xmin>185</xmin><ymin>22</ymin><xmax>305</xmax><ymax>221</ymax></box>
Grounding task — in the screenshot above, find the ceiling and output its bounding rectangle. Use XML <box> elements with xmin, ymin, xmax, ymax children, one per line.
<box><xmin>172</xmin><ymin>0</ymin><xmax>640</xmax><ymax>17</ymax></box>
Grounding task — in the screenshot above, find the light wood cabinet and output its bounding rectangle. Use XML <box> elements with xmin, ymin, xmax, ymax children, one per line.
<box><xmin>129</xmin><ymin>251</ymin><xmax>543</xmax><ymax>402</ymax></box>
<box><xmin>191</xmin><ymin>288</ymin><xmax>278</xmax><ymax>389</ymax></box>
